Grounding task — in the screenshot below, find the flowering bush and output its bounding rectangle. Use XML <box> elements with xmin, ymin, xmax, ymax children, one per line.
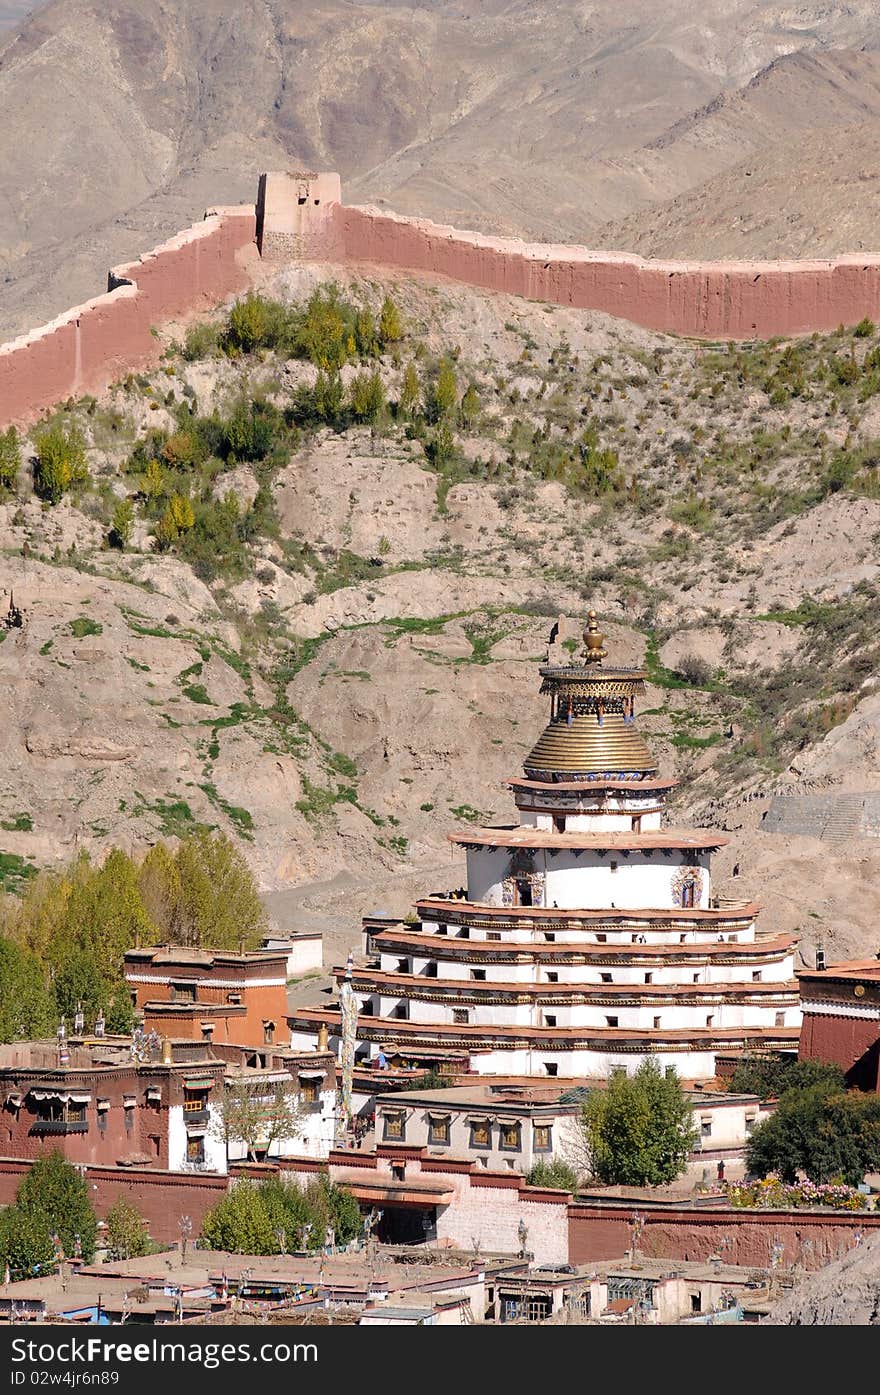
<box><xmin>724</xmin><ymin>1173</ymin><xmax>868</xmax><ymax>1211</ymax></box>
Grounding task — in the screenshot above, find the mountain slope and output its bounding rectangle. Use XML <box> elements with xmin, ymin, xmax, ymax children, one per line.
<box><xmin>3</xmin><ymin>2</ymin><xmax>880</xmax><ymax>338</ymax></box>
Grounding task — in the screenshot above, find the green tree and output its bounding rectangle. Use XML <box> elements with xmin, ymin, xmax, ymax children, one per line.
<box><xmin>141</xmin><ymin>830</ymin><xmax>267</xmax><ymax>950</ymax></box>
<box><xmin>729</xmin><ymin>1054</ymin><xmax>845</xmax><ymax>1100</ymax></box>
<box><xmin>52</xmin><ymin>949</ymin><xmax>133</xmax><ymax>1035</ymax></box>
<box><xmin>7</xmin><ymin>849</ymin><xmax>150</xmax><ymax>1030</ymax></box>
<box><xmin>427</xmin><ymin>359</ymin><xmax>458</xmax><ymax>422</ymax></box>
<box><xmin>459</xmin><ymin>383</ymin><xmax>480</xmax><ymax>429</ymax></box>
<box><xmin>139</xmin><ymin>458</ymin><xmax>166</xmax><ymax>504</ymax></box>
<box><xmin>354</xmin><ymin>307</ymin><xmax>378</xmax><ymax>358</ymax></box>
<box><xmin>427</xmin><ymin>421</ymin><xmax>455</xmax><ymax>469</ymax></box>
<box><xmin>349</xmin><ymin>370</ymin><xmax>386</xmax><ymax>424</ymax></box>
<box><xmin>378</xmin><ymin>296</ymin><xmax>403</xmax><ymax>347</ymax></box>
<box><xmin>0</xmin><ymin>425</ymin><xmax>21</xmax><ymax>490</ymax></box>
<box><xmin>745</xmin><ymin>1084</ymin><xmax>880</xmax><ymax>1185</ymax></box>
<box><xmin>0</xmin><ymin>935</ymin><xmax>54</xmax><ymax>1043</ymax></box>
<box><xmin>526</xmin><ymin>1157</ymin><xmax>579</xmax><ymax>1192</ymax></box>
<box><xmin>108</xmin><ymin>497</ymin><xmax>135</xmax><ymax>549</ymax></box>
<box><xmin>224</xmin><ymin>293</ymin><xmax>283</xmax><ymax>355</ymax></box>
<box><xmin>137</xmin><ymin>842</ymin><xmax>183</xmax><ymax>940</ymax></box>
<box><xmin>200</xmin><ymin>1180</ymin><xmax>278</xmax><ymax>1254</ymax></box>
<box><xmin>104</xmin><ymin>1198</ymin><xmax>149</xmax><ymax>1259</ymax></box>
<box><xmin>398</xmin><ymin>361</ymin><xmax>421</xmax><ymax>419</ymax></box>
<box><xmin>33</xmin><ymin>423</ymin><xmax>89</xmax><ymax>503</ymax></box>
<box><xmin>0</xmin><ymin>1204</ymin><xmax>54</xmax><ymax>1279</ymax></box>
<box><xmin>296</xmin><ymin>287</ymin><xmax>353</xmax><ymax>370</ymax></box>
<box><xmin>580</xmin><ymin>1061</ymin><xmax>697</xmax><ymax>1186</ymax></box>
<box><xmin>53</xmin><ymin>849</ymin><xmax>153</xmax><ymax>985</ymax></box>
<box><xmin>17</xmin><ymin>1152</ymin><xmax>98</xmax><ymax>1261</ymax></box>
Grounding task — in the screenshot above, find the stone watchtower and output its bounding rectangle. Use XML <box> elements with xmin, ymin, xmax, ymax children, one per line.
<box><xmin>256</xmin><ymin>171</ymin><xmax>343</xmax><ymax>261</ymax></box>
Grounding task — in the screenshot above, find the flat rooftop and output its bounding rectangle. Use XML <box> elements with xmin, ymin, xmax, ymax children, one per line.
<box><xmin>448</xmin><ymin>826</ymin><xmax>728</xmax><ymax>850</ymax></box>
<box><xmin>0</xmin><ymin>1040</ymin><xmax>221</xmax><ymax>1072</ymax></box>
<box><xmin>125</xmin><ymin>948</ymin><xmax>287</xmax><ymax>966</ymax></box>
<box><xmin>374</xmin><ymin>1082</ymin><xmax>761</xmax><ymax>1110</ymax></box>
<box><xmin>798</xmin><ymin>959</ymin><xmax>880</xmax><ymax>984</ymax></box>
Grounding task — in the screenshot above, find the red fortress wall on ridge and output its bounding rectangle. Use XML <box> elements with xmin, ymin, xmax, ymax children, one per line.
<box><xmin>7</xmin><ymin>169</ymin><xmax>880</xmax><ymax>428</ymax></box>
<box><xmin>0</xmin><ymin>205</ymin><xmax>256</xmax><ymax>427</ymax></box>
<box><xmin>339</xmin><ymin>203</ymin><xmax>880</xmax><ymax>341</ymax></box>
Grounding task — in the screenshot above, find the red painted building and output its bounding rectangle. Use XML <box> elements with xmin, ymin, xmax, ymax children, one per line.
<box><xmin>0</xmin><ymin>1039</ymin><xmax>227</xmax><ymax>1171</ymax></box>
<box><xmin>797</xmin><ymin>959</ymin><xmax>880</xmax><ymax>1090</ymax></box>
<box><xmin>124</xmin><ymin>948</ymin><xmax>288</xmax><ymax>1050</ymax></box>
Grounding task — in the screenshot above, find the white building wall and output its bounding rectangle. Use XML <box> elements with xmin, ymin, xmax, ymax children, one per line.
<box><xmin>262</xmin><ymin>934</ymin><xmax>323</xmax><ymax>979</ymax></box>
<box><xmin>224</xmin><ymin>1086</ymin><xmax>336</xmax><ymax>1161</ymax></box>
<box><xmin>527</xmin><ymin>811</ymin><xmax>663</xmax><ymax>832</ymax></box>
<box><xmin>466</xmin><ymin>846</ymin><xmax>713</xmax><ymax>910</ymax></box>
<box><xmin>468</xmin><ymin>1045</ymin><xmax>720</xmax><ymax>1078</ymax></box>
<box><xmin>167</xmin><ymin>1103</ymin><xmax>227</xmax><ymax>1175</ymax></box>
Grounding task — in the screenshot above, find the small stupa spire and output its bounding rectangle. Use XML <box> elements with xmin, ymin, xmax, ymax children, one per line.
<box><xmin>582</xmin><ymin>610</ymin><xmax>607</xmax><ymax>664</ymax></box>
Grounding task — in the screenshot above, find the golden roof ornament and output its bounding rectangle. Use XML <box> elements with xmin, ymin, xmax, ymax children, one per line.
<box><xmin>582</xmin><ymin>610</ymin><xmax>607</xmax><ymax>664</ymax></box>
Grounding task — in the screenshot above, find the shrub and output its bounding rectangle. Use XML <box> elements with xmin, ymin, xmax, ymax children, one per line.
<box><xmin>223</xmin><ymin>293</ymin><xmax>284</xmax><ymax>355</ymax></box>
<box><xmin>427</xmin><ymin>359</ymin><xmax>458</xmax><ymax>421</ymax></box>
<box><xmin>33</xmin><ymin>423</ymin><xmax>89</xmax><ymax>503</ymax></box>
<box><xmin>459</xmin><ymin>383</ymin><xmax>480</xmax><ymax>428</ymax></box>
<box><xmin>105</xmin><ymin>1198</ymin><xmax>149</xmax><ymax>1259</ymax></box>
<box><xmin>201</xmin><ymin>1177</ymin><xmax>360</xmax><ymax>1254</ymax></box>
<box><xmin>427</xmin><ymin>421</ymin><xmax>455</xmax><ymax>469</ymax></box>
<box><xmin>349</xmin><ymin>369</ymin><xmax>386</xmax><ymax>423</ymax></box>
<box><xmin>354</xmin><ymin>307</ymin><xmax>379</xmax><ymax>358</ymax></box>
<box><xmin>181</xmin><ymin>320</ymin><xmax>220</xmax><ymax>361</ymax></box>
<box><xmin>294</xmin><ymin>286</ymin><xmax>356</xmax><ymax>370</ymax></box>
<box><xmin>109</xmin><ymin>497</ymin><xmax>135</xmax><ymax>549</ymax></box>
<box><xmin>397</xmin><ymin>362</ymin><xmax>421</xmax><ymax>418</ymax></box>
<box><xmin>154</xmin><ymin>494</ymin><xmax>195</xmax><ymax>551</ymax></box>
<box><xmin>675</xmin><ymin>654</ymin><xmax>713</xmax><ymax>687</ymax></box>
<box><xmin>379</xmin><ymin>295</ymin><xmax>403</xmax><ymax>345</ymax></box>
<box><xmin>161</xmin><ymin>431</ymin><xmax>204</xmax><ymax>470</ymax></box>
<box><xmin>0</xmin><ymin>426</ymin><xmax>21</xmax><ymax>489</ymax></box>
<box><xmin>526</xmin><ymin>1158</ymin><xmax>579</xmax><ymax>1192</ymax></box>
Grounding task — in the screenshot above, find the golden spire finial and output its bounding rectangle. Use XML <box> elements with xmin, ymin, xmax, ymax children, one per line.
<box><xmin>582</xmin><ymin>610</ymin><xmax>607</xmax><ymax>664</ymax></box>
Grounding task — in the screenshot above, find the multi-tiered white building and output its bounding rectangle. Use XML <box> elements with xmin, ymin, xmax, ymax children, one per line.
<box><xmin>289</xmin><ymin>614</ymin><xmax>801</xmax><ymax>1080</ymax></box>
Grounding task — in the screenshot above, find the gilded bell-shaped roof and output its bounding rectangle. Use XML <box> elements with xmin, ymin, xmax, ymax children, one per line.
<box><xmin>525</xmin><ymin>610</ymin><xmax>657</xmax><ymax>777</ymax></box>
<box><xmin>525</xmin><ymin>710</ymin><xmax>656</xmax><ymax>777</ymax></box>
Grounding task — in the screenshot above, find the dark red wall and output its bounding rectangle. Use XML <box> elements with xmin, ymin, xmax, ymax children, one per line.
<box><xmin>568</xmin><ymin>1202</ymin><xmax>880</xmax><ymax>1270</ymax></box>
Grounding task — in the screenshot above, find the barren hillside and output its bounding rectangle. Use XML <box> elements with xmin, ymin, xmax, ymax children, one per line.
<box><xmin>767</xmin><ymin>1234</ymin><xmax>880</xmax><ymax>1324</ymax></box>
<box><xmin>3</xmin><ymin>1</ymin><xmax>880</xmax><ymax>338</ymax></box>
<box><xmin>3</xmin><ymin>268</ymin><xmax>880</xmax><ymax>978</ymax></box>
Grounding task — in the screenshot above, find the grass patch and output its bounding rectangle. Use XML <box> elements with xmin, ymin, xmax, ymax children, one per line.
<box><xmin>0</xmin><ymin>852</ymin><xmax>38</xmax><ymax>893</ymax></box>
<box><xmin>69</xmin><ymin>616</ymin><xmax>103</xmax><ymax>638</ymax></box>
<box><xmin>199</xmin><ymin>782</ymin><xmax>255</xmax><ymax>839</ymax></box>
<box><xmin>182</xmin><ymin>683</ymin><xmax>213</xmax><ymax>705</ymax></box>
<box><xmin>0</xmin><ymin>812</ymin><xmax>32</xmax><ymax>832</ymax></box>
